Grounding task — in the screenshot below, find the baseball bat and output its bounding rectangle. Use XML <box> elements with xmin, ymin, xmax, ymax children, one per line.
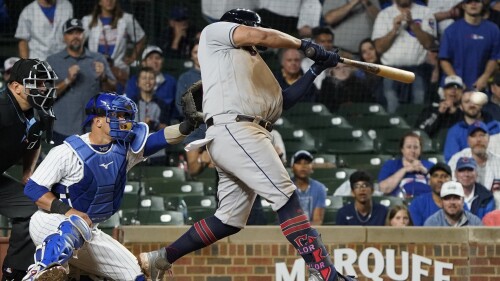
<box><xmin>305</xmin><ymin>47</ymin><xmax>415</xmax><ymax>84</ymax></box>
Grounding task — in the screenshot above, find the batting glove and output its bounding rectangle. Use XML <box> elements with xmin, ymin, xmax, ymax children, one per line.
<box><xmin>299</xmin><ymin>40</ymin><xmax>329</xmax><ymax>62</ymax></box>
<box><xmin>310</xmin><ymin>49</ymin><xmax>340</xmax><ymax>76</ymax></box>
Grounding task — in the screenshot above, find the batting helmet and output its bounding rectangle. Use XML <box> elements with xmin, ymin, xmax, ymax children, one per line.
<box><xmin>220</xmin><ymin>8</ymin><xmax>266</xmax><ymax>27</ymax></box>
<box><xmin>83</xmin><ymin>93</ymin><xmax>137</xmax><ymax>142</ymax></box>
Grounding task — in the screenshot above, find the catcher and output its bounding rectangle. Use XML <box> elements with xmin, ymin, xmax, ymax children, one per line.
<box><xmin>21</xmin><ymin>90</ymin><xmax>201</xmax><ymax>281</ymax></box>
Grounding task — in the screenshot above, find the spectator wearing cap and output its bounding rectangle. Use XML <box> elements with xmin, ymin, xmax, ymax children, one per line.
<box><xmin>424</xmin><ymin>181</ymin><xmax>483</xmax><ymax>226</ymax></box>
<box><xmin>3</xmin><ymin>57</ymin><xmax>20</xmax><ymax>83</ymax></box>
<box><xmin>157</xmin><ymin>5</ymin><xmax>198</xmax><ymax>58</ymax></box>
<box><xmin>482</xmin><ymin>180</ymin><xmax>500</xmax><ymax>225</ymax></box>
<box><xmin>15</xmin><ymin>0</ymin><xmax>73</xmax><ymax>60</ymax></box>
<box><xmin>448</xmin><ymin>121</ymin><xmax>500</xmax><ymax>190</ymax></box>
<box><xmin>439</xmin><ymin>0</ymin><xmax>500</xmax><ymax>90</ymax></box>
<box><xmin>82</xmin><ymin>0</ymin><xmax>146</xmax><ymax>75</ymax></box>
<box><xmin>483</xmin><ymin>71</ymin><xmax>500</xmax><ymax>120</ymax></box>
<box><xmin>415</xmin><ymin>75</ymin><xmax>465</xmax><ymax>137</ymax></box>
<box><xmin>443</xmin><ymin>89</ymin><xmax>500</xmax><ymax>161</ymax></box>
<box><xmin>409</xmin><ymin>162</ymin><xmax>452</xmax><ymax>226</ymax></box>
<box><xmin>125</xmin><ymin>45</ymin><xmax>179</xmax><ymax>125</ymax></box>
<box><xmin>47</xmin><ymin>18</ymin><xmax>116</xmax><ymax>145</ymax></box>
<box><xmin>336</xmin><ymin>171</ymin><xmax>388</xmax><ymax>226</ymax></box>
<box><xmin>175</xmin><ymin>42</ymin><xmax>202</xmax><ymax>117</ymax></box>
<box><xmin>290</xmin><ymin>150</ymin><xmax>327</xmax><ymax>225</ymax></box>
<box><xmin>454</xmin><ymin>157</ymin><xmax>494</xmax><ymax>219</ymax></box>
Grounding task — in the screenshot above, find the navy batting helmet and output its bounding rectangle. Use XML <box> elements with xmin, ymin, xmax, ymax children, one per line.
<box><xmin>83</xmin><ymin>93</ymin><xmax>137</xmax><ymax>142</ymax></box>
<box><xmin>220</xmin><ymin>9</ymin><xmax>266</xmax><ymax>27</ymax></box>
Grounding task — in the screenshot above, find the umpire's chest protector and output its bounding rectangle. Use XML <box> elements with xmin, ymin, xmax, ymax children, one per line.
<box><xmin>63</xmin><ymin>135</ymin><xmax>128</xmax><ymax>223</ymax></box>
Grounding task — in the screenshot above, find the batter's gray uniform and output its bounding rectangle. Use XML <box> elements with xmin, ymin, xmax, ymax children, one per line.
<box><xmin>199</xmin><ymin>22</ymin><xmax>296</xmax><ymax>228</ymax></box>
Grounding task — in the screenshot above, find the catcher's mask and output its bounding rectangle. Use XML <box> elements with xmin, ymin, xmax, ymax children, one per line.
<box><xmin>83</xmin><ymin>93</ymin><xmax>138</xmax><ymax>143</ymax></box>
<box><xmin>9</xmin><ymin>59</ymin><xmax>58</xmax><ymax>117</ymax></box>
<box><xmin>220</xmin><ymin>8</ymin><xmax>268</xmax><ymax>51</ymax></box>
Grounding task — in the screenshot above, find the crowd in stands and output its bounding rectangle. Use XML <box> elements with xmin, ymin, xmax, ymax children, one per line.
<box><xmin>2</xmin><ymin>0</ymin><xmax>500</xmax><ymax>227</ymax></box>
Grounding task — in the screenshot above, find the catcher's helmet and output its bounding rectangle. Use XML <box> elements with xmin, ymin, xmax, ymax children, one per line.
<box><xmin>9</xmin><ymin>59</ymin><xmax>58</xmax><ymax>117</ymax></box>
<box><xmin>220</xmin><ymin>8</ymin><xmax>266</xmax><ymax>27</ymax></box>
<box><xmin>83</xmin><ymin>93</ymin><xmax>137</xmax><ymax>142</ymax></box>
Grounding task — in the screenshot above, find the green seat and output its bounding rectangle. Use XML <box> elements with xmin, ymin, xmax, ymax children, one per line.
<box><xmin>432</xmin><ymin>128</ymin><xmax>449</xmax><ymax>152</ymax></box>
<box><xmin>161</xmin><ymin>195</ymin><xmax>187</xmax><ymax>211</ymax></box>
<box><xmin>337</xmin><ymin>103</ymin><xmax>387</xmax><ymax>117</ymax></box>
<box><xmin>98</xmin><ymin>213</ymin><xmax>121</xmax><ymax>235</ymax></box>
<box><xmin>185</xmin><ymin>208</ymin><xmax>216</xmax><ymax>225</ymax></box>
<box><xmin>422</xmin><ymin>153</ymin><xmax>445</xmax><ymax>164</ymax></box>
<box><xmin>144</xmin><ymin>180</ymin><xmax>204</xmax><ymax>196</ymax></box>
<box><xmin>322</xmin><ymin>209</ymin><xmax>339</xmax><ymax>225</ymax></box>
<box><xmin>139</xmin><ymin>195</ymin><xmax>165</xmax><ymax>211</ymax></box>
<box><xmin>349</xmin><ymin>115</ymin><xmax>410</xmax><ymax>131</ymax></box>
<box><xmin>118</xmin><ymin>209</ymin><xmax>138</xmax><ymax>225</ymax></box>
<box><xmin>278</xmin><ymin>128</ymin><xmax>317</xmax><ymax>155</ymax></box>
<box><xmin>183</xmin><ymin>195</ymin><xmax>217</xmax><ymax>209</ymax></box>
<box><xmin>273</xmin><ymin>116</ymin><xmax>296</xmax><ymax>130</ymax></box>
<box><xmin>121</xmin><ymin>193</ymin><xmax>140</xmax><ymax>210</ymax></box>
<box><xmin>322</xmin><ymin>179</ymin><xmax>347</xmax><ymax>195</ymax></box>
<box><xmin>375</xmin><ymin>128</ymin><xmax>434</xmax><ymax>155</ymax></box>
<box><xmin>4</xmin><ymin>165</ymin><xmax>23</xmax><ymax>182</ymax></box>
<box><xmin>337</xmin><ymin>154</ymin><xmax>393</xmax><ymax>178</ymax></box>
<box><xmin>287</xmin><ymin>115</ymin><xmax>352</xmax><ymax>130</ymax></box>
<box><xmin>312</xmin><ymin>153</ymin><xmax>337</xmax><ymax>166</ymax></box>
<box><xmin>395</xmin><ymin>104</ymin><xmax>426</xmax><ymax>127</ymax></box>
<box><xmin>314</xmin><ymin>128</ymin><xmax>375</xmax><ymax>154</ymax></box>
<box><xmin>124</xmin><ymin>181</ymin><xmax>144</xmax><ymax>195</ymax></box>
<box><xmin>137</xmin><ymin>210</ymin><xmax>185</xmax><ymax>225</ymax></box>
<box><xmin>372</xmin><ymin>196</ymin><xmax>405</xmax><ymax>208</ymax></box>
<box><xmin>128</xmin><ymin>166</ymin><xmax>186</xmax><ymax>182</ymax></box>
<box><xmin>282</xmin><ymin>102</ymin><xmax>333</xmax><ymax>118</ymax></box>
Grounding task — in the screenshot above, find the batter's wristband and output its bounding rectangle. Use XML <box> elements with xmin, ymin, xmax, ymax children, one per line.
<box><xmin>50</xmin><ymin>199</ymin><xmax>72</xmax><ymax>215</ymax></box>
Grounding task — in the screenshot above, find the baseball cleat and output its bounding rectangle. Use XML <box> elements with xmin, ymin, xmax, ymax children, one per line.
<box><xmin>23</xmin><ymin>264</ymin><xmax>67</xmax><ymax>281</ymax></box>
<box><xmin>308</xmin><ymin>268</ymin><xmax>358</xmax><ymax>281</ymax></box>
<box><xmin>139</xmin><ymin>248</ymin><xmax>171</xmax><ymax>281</ymax></box>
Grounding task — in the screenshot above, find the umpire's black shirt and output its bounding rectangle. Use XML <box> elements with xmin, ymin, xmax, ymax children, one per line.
<box><xmin>0</xmin><ymin>89</ymin><xmax>41</xmax><ymax>174</ymax></box>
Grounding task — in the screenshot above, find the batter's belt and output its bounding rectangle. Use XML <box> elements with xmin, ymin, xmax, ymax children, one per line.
<box><xmin>206</xmin><ymin>114</ymin><xmax>273</xmax><ymax>132</ymax></box>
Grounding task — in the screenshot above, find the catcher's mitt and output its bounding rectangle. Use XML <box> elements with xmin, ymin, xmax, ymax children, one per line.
<box><xmin>181</xmin><ymin>80</ymin><xmax>204</xmax><ymax>128</ymax></box>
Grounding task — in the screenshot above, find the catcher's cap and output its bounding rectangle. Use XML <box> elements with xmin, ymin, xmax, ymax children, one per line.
<box><xmin>142</xmin><ymin>45</ymin><xmax>163</xmax><ymax>60</ymax></box>
<box><xmin>220</xmin><ymin>9</ymin><xmax>268</xmax><ymax>28</ymax></box>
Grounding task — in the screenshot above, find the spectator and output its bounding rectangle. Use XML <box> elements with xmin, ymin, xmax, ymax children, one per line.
<box><xmin>439</xmin><ymin>0</ymin><xmax>500</xmax><ymax>90</ymax></box>
<box><xmin>257</xmin><ymin>0</ymin><xmax>322</xmax><ymax>37</ymax></box>
<box><xmin>133</xmin><ymin>67</ymin><xmax>168</xmax><ymax>132</ymax></box>
<box><xmin>386</xmin><ymin>205</ymin><xmax>413</xmax><ymax>226</ymax></box>
<box><xmin>274</xmin><ymin>49</ymin><xmax>316</xmax><ymax>102</ymax></box>
<box><xmin>378</xmin><ymin>131</ymin><xmax>434</xmax><ymax>198</ymax></box>
<box><xmin>424</xmin><ymin>181</ymin><xmax>483</xmax><ymax>226</ymax></box>
<box><xmin>290</xmin><ymin>150</ymin><xmax>327</xmax><ymax>225</ymax></box>
<box><xmin>443</xmin><ymin>90</ymin><xmax>500</xmax><ymax>161</ymax></box>
<box><xmin>372</xmin><ymin>0</ymin><xmax>436</xmax><ymax>113</ymax></box>
<box><xmin>322</xmin><ymin>0</ymin><xmax>380</xmax><ymax>55</ymax></box>
<box><xmin>357</xmin><ymin>38</ymin><xmax>385</xmax><ymax>106</ymax></box>
<box><xmin>47</xmin><ymin>18</ymin><xmax>116</xmax><ymax>145</ymax></box>
<box><xmin>125</xmin><ymin>46</ymin><xmax>179</xmax><ymax>125</ymax></box>
<box><xmin>82</xmin><ymin>0</ymin><xmax>146</xmax><ymax>87</ymax></box>
<box><xmin>15</xmin><ymin>0</ymin><xmax>73</xmax><ymax>60</ymax></box>
<box><xmin>317</xmin><ymin>64</ymin><xmax>373</xmax><ymax>111</ymax></box>
<box><xmin>454</xmin><ymin>157</ymin><xmax>495</xmax><ymax>219</ymax></box>
<box><xmin>409</xmin><ymin>162</ymin><xmax>452</xmax><ymax>226</ymax></box>
<box><xmin>482</xmin><ymin>180</ymin><xmax>500</xmax><ymax>225</ymax></box>
<box><xmin>336</xmin><ymin>171</ymin><xmax>388</xmax><ymax>226</ymax></box>
<box><xmin>300</xmin><ymin>27</ymin><xmax>334</xmax><ymax>90</ymax></box>
<box><xmin>3</xmin><ymin>57</ymin><xmax>20</xmax><ymax>83</ymax></box>
<box><xmin>157</xmin><ymin>6</ymin><xmax>198</xmax><ymax>59</ymax></box>
<box><xmin>415</xmin><ymin>75</ymin><xmax>464</xmax><ymax>137</ymax></box>
<box><xmin>427</xmin><ymin>0</ymin><xmax>462</xmax><ymax>37</ymax></box>
<box><xmin>483</xmin><ymin>72</ymin><xmax>500</xmax><ymax>120</ymax></box>
<box><xmin>176</xmin><ymin>43</ymin><xmax>201</xmax><ymax>118</ymax></box>
<box><xmin>448</xmin><ymin>121</ymin><xmax>500</xmax><ymax>190</ymax></box>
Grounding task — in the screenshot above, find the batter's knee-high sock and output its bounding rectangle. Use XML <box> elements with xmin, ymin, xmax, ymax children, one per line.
<box><xmin>164</xmin><ymin>216</ymin><xmax>240</xmax><ymax>264</ymax></box>
<box><xmin>277</xmin><ymin>192</ymin><xmax>337</xmax><ymax>281</ymax></box>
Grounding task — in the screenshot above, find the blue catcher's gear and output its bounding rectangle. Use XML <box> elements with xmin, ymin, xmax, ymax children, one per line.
<box><xmin>130</xmin><ymin>122</ymin><xmax>149</xmax><ymax>154</ymax></box>
<box><xmin>82</xmin><ymin>93</ymin><xmax>138</xmax><ymax>143</ymax></box>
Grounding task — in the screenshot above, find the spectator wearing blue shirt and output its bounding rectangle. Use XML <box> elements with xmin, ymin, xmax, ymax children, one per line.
<box><xmin>175</xmin><ymin>42</ymin><xmax>201</xmax><ymax>117</ymax></box>
<box><xmin>291</xmin><ymin>150</ymin><xmax>327</xmax><ymax>225</ymax></box>
<box><xmin>336</xmin><ymin>171</ymin><xmax>388</xmax><ymax>226</ymax></box>
<box><xmin>125</xmin><ymin>46</ymin><xmax>179</xmax><ymax>125</ymax></box>
<box><xmin>424</xmin><ymin>181</ymin><xmax>483</xmax><ymax>226</ymax></box>
<box><xmin>409</xmin><ymin>162</ymin><xmax>452</xmax><ymax>226</ymax></box>
<box><xmin>378</xmin><ymin>131</ymin><xmax>434</xmax><ymax>198</ymax></box>
<box><xmin>455</xmin><ymin>157</ymin><xmax>495</xmax><ymax>219</ymax></box>
<box><xmin>443</xmin><ymin>90</ymin><xmax>500</xmax><ymax>161</ymax></box>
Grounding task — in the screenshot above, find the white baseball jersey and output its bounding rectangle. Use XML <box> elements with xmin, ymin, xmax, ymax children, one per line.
<box><xmin>372</xmin><ymin>3</ymin><xmax>436</xmax><ymax>66</ymax></box>
<box><xmin>427</xmin><ymin>0</ymin><xmax>462</xmax><ymax>36</ymax></box>
<box><xmin>199</xmin><ymin>22</ymin><xmax>283</xmax><ymax>123</ymax></box>
<box><xmin>27</xmin><ymin>133</ymin><xmax>145</xmax><ymax>280</ymax></box>
<box><xmin>15</xmin><ymin>0</ymin><xmax>73</xmax><ymax>60</ymax></box>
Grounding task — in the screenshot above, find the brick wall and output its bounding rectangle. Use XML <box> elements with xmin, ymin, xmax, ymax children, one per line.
<box><xmin>122</xmin><ymin>226</ymin><xmax>500</xmax><ymax>281</ymax></box>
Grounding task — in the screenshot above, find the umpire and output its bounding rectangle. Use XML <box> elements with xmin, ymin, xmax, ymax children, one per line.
<box><xmin>0</xmin><ymin>59</ymin><xmax>57</xmax><ymax>280</ymax></box>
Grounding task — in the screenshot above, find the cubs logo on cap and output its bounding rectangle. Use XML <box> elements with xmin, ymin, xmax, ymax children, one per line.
<box><xmin>456</xmin><ymin>157</ymin><xmax>477</xmax><ymax>171</ymax></box>
<box><xmin>63</xmin><ymin>18</ymin><xmax>84</xmax><ymax>34</ymax></box>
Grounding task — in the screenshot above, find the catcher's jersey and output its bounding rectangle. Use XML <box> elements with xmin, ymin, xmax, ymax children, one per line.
<box><xmin>199</xmin><ymin>22</ymin><xmax>283</xmax><ymax>123</ymax></box>
<box><xmin>29</xmin><ymin>133</ymin><xmax>144</xmax><ymax>196</ymax></box>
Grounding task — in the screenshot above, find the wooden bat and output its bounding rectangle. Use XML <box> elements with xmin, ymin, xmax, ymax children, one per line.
<box><xmin>304</xmin><ymin>47</ymin><xmax>415</xmax><ymax>84</ymax></box>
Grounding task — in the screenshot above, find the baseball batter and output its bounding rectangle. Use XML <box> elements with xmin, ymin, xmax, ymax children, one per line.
<box><xmin>139</xmin><ymin>9</ymin><xmax>357</xmax><ymax>281</ymax></box>
<box><xmin>22</xmin><ymin>93</ymin><xmax>195</xmax><ymax>281</ymax></box>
